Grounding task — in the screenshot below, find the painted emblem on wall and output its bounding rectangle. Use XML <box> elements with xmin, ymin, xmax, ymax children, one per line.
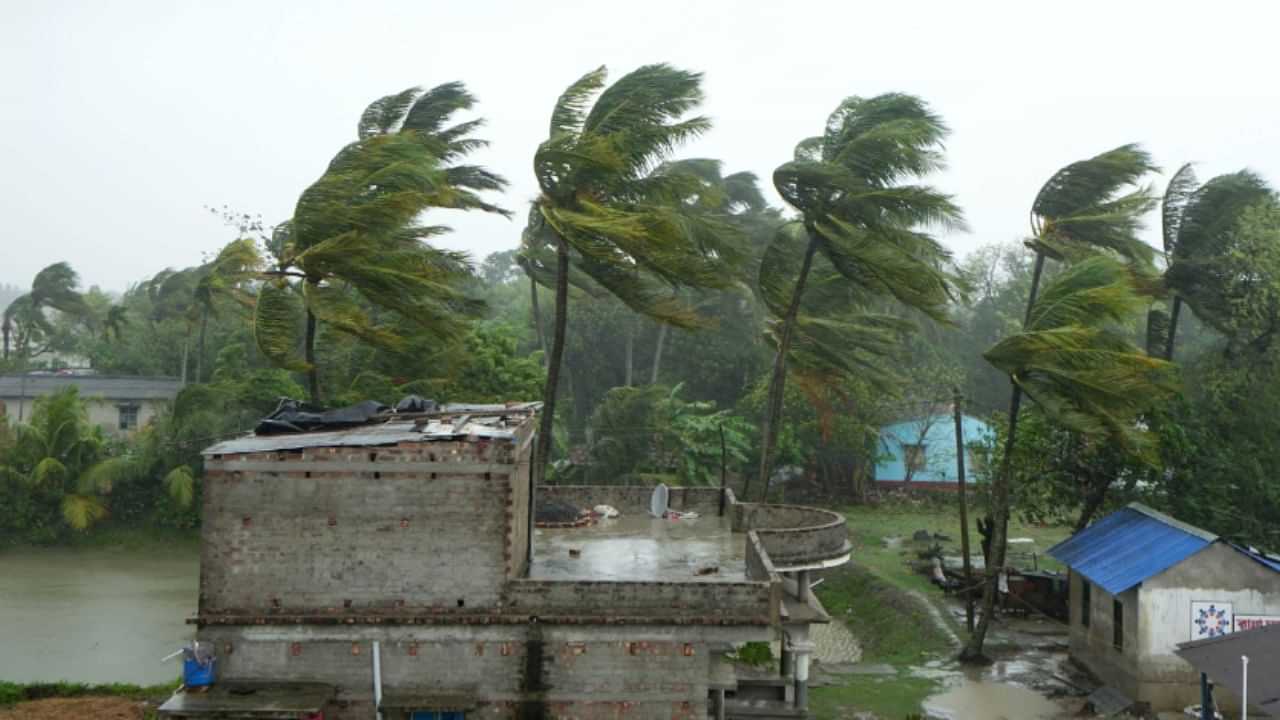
<box><xmin>1191</xmin><ymin>601</ymin><xmax>1234</xmax><ymax>638</ymax></box>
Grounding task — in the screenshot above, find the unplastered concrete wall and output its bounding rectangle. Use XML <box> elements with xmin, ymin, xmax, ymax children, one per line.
<box><xmin>198</xmin><ymin>623</ymin><xmax>761</xmax><ymax>720</ymax></box>
<box><xmin>200</xmin><ymin>438</ymin><xmax>526</xmax><ymax>613</ymax></box>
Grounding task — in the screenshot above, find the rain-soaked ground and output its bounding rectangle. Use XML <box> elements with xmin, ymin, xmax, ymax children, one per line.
<box><xmin>917</xmin><ymin>606</ymin><xmax>1086</xmax><ymax>719</ymax></box>
<box><xmin>0</xmin><ymin>545</ymin><xmax>198</xmax><ymax>684</ymax></box>
<box><xmin>530</xmin><ymin>514</ymin><xmax>746</xmax><ymax>581</ymax></box>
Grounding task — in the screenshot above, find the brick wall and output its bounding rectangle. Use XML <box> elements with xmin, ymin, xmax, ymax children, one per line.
<box><xmin>199</xmin><ymin>438</ymin><xmax>526</xmax><ymax>614</ymax></box>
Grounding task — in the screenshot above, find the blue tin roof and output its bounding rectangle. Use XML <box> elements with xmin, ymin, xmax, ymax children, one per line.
<box><xmin>1047</xmin><ymin>503</ymin><xmax>1216</xmax><ymax>595</ymax></box>
<box><xmin>1232</xmin><ymin>543</ymin><xmax>1280</xmax><ymax>573</ymax></box>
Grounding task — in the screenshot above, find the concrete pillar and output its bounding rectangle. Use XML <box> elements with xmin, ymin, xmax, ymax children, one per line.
<box><xmin>715</xmin><ymin>688</ymin><xmax>726</xmax><ymax>720</ymax></box>
<box><xmin>796</xmin><ymin>569</ymin><xmax>811</xmax><ymax>600</ymax></box>
<box><xmin>780</xmin><ymin>643</ymin><xmax>793</xmax><ymax>677</ymax></box>
<box><xmin>790</xmin><ymin>640</ymin><xmax>815</xmax><ymax>710</ymax></box>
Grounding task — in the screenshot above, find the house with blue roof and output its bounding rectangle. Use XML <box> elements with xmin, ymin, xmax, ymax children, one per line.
<box><xmin>1048</xmin><ymin>503</ymin><xmax>1280</xmax><ymax>713</ymax></box>
<box><xmin>874</xmin><ymin>412</ymin><xmax>993</xmax><ymax>489</ymax></box>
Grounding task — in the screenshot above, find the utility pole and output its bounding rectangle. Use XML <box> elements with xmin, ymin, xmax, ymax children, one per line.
<box><xmin>718</xmin><ymin>422</ymin><xmax>728</xmax><ymax>517</ymax></box>
<box><xmin>953</xmin><ymin>387</ymin><xmax>974</xmax><ymax>632</ymax></box>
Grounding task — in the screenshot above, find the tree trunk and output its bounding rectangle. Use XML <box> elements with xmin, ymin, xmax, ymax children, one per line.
<box><xmin>1074</xmin><ymin>473</ymin><xmax>1110</xmax><ymax>533</ymax></box>
<box><xmin>1164</xmin><ymin>295</ymin><xmax>1183</xmax><ymax>361</ymax></box>
<box><xmin>305</xmin><ymin>305</ymin><xmax>320</xmax><ymax>405</ymax></box>
<box><xmin>954</xmin><ymin>388</ymin><xmax>975</xmax><ymax>633</ymax></box>
<box><xmin>180</xmin><ymin>337</ymin><xmax>189</xmax><ymax>386</ymax></box>
<box><xmin>650</xmin><ymin>324</ymin><xmax>668</xmax><ymax>385</ymax></box>
<box><xmin>535</xmin><ymin>238</ymin><xmax>571</xmax><ymax>486</ymax></box>
<box><xmin>757</xmin><ymin>231</ymin><xmax>821</xmax><ymax>501</ymax></box>
<box><xmin>196</xmin><ymin>307</ymin><xmax>209</xmax><ymax>384</ymax></box>
<box><xmin>2</xmin><ymin>319</ymin><xmax>9</xmax><ymax>360</ymax></box>
<box><xmin>530</xmin><ymin>276</ymin><xmax>547</xmax><ymax>364</ymax></box>
<box><xmin>624</xmin><ymin>320</ymin><xmax>634</xmax><ymax>387</ymax></box>
<box><xmin>960</xmin><ymin>251</ymin><xmax>1045</xmax><ymax>662</ymax></box>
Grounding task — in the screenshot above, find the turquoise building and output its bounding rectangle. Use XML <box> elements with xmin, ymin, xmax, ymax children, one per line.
<box><xmin>875</xmin><ymin>413</ymin><xmax>993</xmax><ymax>487</ymax></box>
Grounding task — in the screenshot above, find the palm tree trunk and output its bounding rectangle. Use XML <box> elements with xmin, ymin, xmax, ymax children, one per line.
<box><xmin>304</xmin><ymin>306</ymin><xmax>320</xmax><ymax>404</ymax></box>
<box><xmin>624</xmin><ymin>320</ymin><xmax>634</xmax><ymax>387</ymax></box>
<box><xmin>2</xmin><ymin>319</ymin><xmax>9</xmax><ymax>360</ymax></box>
<box><xmin>535</xmin><ymin>238</ymin><xmax>571</xmax><ymax>486</ymax></box>
<box><xmin>180</xmin><ymin>337</ymin><xmax>189</xmax><ymax>386</ymax></box>
<box><xmin>530</xmin><ymin>276</ymin><xmax>547</xmax><ymax>364</ymax></box>
<box><xmin>757</xmin><ymin>231</ymin><xmax>820</xmax><ymax>501</ymax></box>
<box><xmin>1164</xmin><ymin>295</ymin><xmax>1183</xmax><ymax>361</ymax></box>
<box><xmin>196</xmin><ymin>308</ymin><xmax>209</xmax><ymax>383</ymax></box>
<box><xmin>650</xmin><ymin>324</ymin><xmax>668</xmax><ymax>384</ymax></box>
<box><xmin>961</xmin><ymin>250</ymin><xmax>1046</xmax><ymax>662</ymax></box>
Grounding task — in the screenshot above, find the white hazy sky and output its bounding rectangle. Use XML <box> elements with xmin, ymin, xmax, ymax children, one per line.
<box><xmin>3</xmin><ymin>0</ymin><xmax>1279</xmax><ymax>292</ymax></box>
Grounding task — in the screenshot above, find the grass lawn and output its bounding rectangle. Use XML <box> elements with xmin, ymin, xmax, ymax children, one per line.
<box><xmin>807</xmin><ymin>496</ymin><xmax>1073</xmax><ymax>720</ymax></box>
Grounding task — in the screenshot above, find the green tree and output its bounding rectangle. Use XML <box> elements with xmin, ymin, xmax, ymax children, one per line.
<box><xmin>1163</xmin><ymin>173</ymin><xmax>1277</xmax><ymax>356</ymax></box>
<box><xmin>2</xmin><ymin>262</ymin><xmax>91</xmax><ymax>361</ymax></box>
<box><xmin>963</xmin><ymin>256</ymin><xmax>1177</xmax><ymax>660</ymax></box>
<box><xmin>253</xmin><ymin>82</ymin><xmax>508</xmax><ymax>402</ymax></box>
<box><xmin>525</xmin><ymin>64</ymin><xmax>746</xmax><ymax>481</ymax></box>
<box><xmin>756</xmin><ymin>94</ymin><xmax>965</xmax><ymax>498</ymax></box>
<box><xmin>0</xmin><ymin>388</ymin><xmax>131</xmax><ymax>533</ymax></box>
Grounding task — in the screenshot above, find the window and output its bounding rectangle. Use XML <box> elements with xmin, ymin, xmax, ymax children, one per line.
<box><xmin>904</xmin><ymin>444</ymin><xmax>928</xmax><ymax>473</ymax></box>
<box><xmin>118</xmin><ymin>404</ymin><xmax>140</xmax><ymax>431</ymax></box>
<box><xmin>1080</xmin><ymin>578</ymin><xmax>1090</xmax><ymax>627</ymax></box>
<box><xmin>410</xmin><ymin>712</ymin><xmax>464</xmax><ymax>720</ymax></box>
<box><xmin>1113</xmin><ymin>598</ymin><xmax>1124</xmax><ymax>650</ymax></box>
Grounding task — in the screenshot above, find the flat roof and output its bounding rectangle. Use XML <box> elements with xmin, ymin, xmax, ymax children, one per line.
<box><xmin>203</xmin><ymin>403</ymin><xmax>539</xmax><ymax>455</ymax></box>
<box><xmin>0</xmin><ymin>374</ymin><xmax>182</xmax><ymax>400</ymax></box>
<box><xmin>529</xmin><ymin>514</ymin><xmax>746</xmax><ymax>582</ymax></box>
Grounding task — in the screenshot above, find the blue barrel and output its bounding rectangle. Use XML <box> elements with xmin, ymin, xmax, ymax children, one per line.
<box><xmin>183</xmin><ymin>656</ymin><xmax>215</xmax><ymax>687</ymax></box>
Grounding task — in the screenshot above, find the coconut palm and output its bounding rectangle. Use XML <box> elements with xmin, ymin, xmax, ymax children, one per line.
<box><xmin>960</xmin><ymin>144</ymin><xmax>1164</xmax><ymax>661</ymax></box>
<box><xmin>2</xmin><ymin>262</ymin><xmax>90</xmax><ymax>360</ymax></box>
<box><xmin>253</xmin><ymin>82</ymin><xmax>508</xmax><ymax>403</ymax></box>
<box><xmin>191</xmin><ymin>238</ymin><xmax>263</xmax><ymax>382</ymax></box>
<box><xmin>756</xmin><ymin>94</ymin><xmax>966</xmax><ymax>498</ymax></box>
<box><xmin>1158</xmin><ymin>166</ymin><xmax>1273</xmax><ymax>358</ymax></box>
<box><xmin>525</xmin><ymin>64</ymin><xmax>748</xmax><ymax>481</ymax></box>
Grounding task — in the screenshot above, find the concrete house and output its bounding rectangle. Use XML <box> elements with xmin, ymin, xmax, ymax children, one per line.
<box><xmin>0</xmin><ymin>373</ymin><xmax>183</xmax><ymax>436</ymax></box>
<box><xmin>160</xmin><ymin>403</ymin><xmax>850</xmax><ymax>720</ymax></box>
<box><xmin>874</xmin><ymin>413</ymin><xmax>992</xmax><ymax>489</ymax></box>
<box><xmin>1048</xmin><ymin>503</ymin><xmax>1280</xmax><ymax>712</ymax></box>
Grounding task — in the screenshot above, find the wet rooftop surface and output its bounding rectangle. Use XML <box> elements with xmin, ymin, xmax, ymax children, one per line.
<box><xmin>529</xmin><ymin>514</ymin><xmax>746</xmax><ymax>582</ymax></box>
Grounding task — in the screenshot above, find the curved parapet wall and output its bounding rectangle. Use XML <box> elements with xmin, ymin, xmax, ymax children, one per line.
<box><xmin>732</xmin><ymin>502</ymin><xmax>851</xmax><ymax>569</ymax></box>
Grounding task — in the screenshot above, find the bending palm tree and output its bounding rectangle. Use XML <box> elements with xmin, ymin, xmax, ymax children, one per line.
<box><xmin>254</xmin><ymin>82</ymin><xmax>508</xmax><ymax>402</ymax></box>
<box><xmin>959</xmin><ymin>144</ymin><xmax>1167</xmax><ymax>660</ymax></box>
<box><xmin>1159</xmin><ymin>166</ymin><xmax>1273</xmax><ymax>358</ymax></box>
<box><xmin>2</xmin><ymin>262</ymin><xmax>90</xmax><ymax>361</ymax></box>
<box><xmin>526</xmin><ymin>64</ymin><xmax>747</xmax><ymax>481</ymax></box>
<box><xmin>757</xmin><ymin>94</ymin><xmax>965</xmax><ymax>499</ymax></box>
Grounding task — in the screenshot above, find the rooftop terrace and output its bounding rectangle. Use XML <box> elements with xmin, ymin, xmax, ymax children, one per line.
<box><xmin>530</xmin><ymin>514</ymin><xmax>746</xmax><ymax>582</ymax></box>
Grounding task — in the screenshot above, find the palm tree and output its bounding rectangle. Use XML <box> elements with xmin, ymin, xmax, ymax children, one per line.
<box><xmin>1158</xmin><ymin>166</ymin><xmax>1273</xmax><ymax>358</ymax></box>
<box><xmin>0</xmin><ymin>387</ymin><xmax>130</xmax><ymax>531</ymax></box>
<box><xmin>959</xmin><ymin>145</ymin><xmax>1161</xmax><ymax>661</ymax></box>
<box><xmin>192</xmin><ymin>238</ymin><xmax>263</xmax><ymax>382</ymax></box>
<box><xmin>3</xmin><ymin>262</ymin><xmax>90</xmax><ymax>360</ymax></box>
<box><xmin>254</xmin><ymin>82</ymin><xmax>508</xmax><ymax>403</ymax></box>
<box><xmin>525</xmin><ymin>64</ymin><xmax>748</xmax><ymax>481</ymax></box>
<box><xmin>756</xmin><ymin>94</ymin><xmax>965</xmax><ymax>498</ymax></box>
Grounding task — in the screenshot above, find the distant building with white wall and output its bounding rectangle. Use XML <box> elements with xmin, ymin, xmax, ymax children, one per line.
<box><xmin>1049</xmin><ymin>503</ymin><xmax>1280</xmax><ymax>712</ymax></box>
<box><xmin>0</xmin><ymin>373</ymin><xmax>182</xmax><ymax>436</ymax></box>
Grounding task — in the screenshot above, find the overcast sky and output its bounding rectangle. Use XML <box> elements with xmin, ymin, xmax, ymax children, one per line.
<box><xmin>3</xmin><ymin>0</ymin><xmax>1278</xmax><ymax>293</ymax></box>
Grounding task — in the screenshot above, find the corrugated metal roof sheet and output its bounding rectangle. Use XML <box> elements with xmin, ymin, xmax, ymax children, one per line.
<box><xmin>202</xmin><ymin>403</ymin><xmax>539</xmax><ymax>456</ymax></box>
<box><xmin>0</xmin><ymin>374</ymin><xmax>183</xmax><ymax>400</ymax></box>
<box><xmin>1178</xmin><ymin>624</ymin><xmax>1280</xmax><ymax>712</ymax></box>
<box><xmin>1232</xmin><ymin>543</ymin><xmax>1280</xmax><ymax>573</ymax></box>
<box><xmin>1047</xmin><ymin>503</ymin><xmax>1215</xmax><ymax>595</ymax></box>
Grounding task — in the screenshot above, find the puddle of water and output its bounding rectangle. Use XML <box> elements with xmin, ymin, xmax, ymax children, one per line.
<box><xmin>0</xmin><ymin>546</ymin><xmax>198</xmax><ymax>684</ymax></box>
<box><xmin>923</xmin><ymin>678</ymin><xmax>1064</xmax><ymax>720</ymax></box>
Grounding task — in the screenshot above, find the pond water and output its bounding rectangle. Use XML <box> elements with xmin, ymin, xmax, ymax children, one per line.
<box><xmin>0</xmin><ymin>546</ymin><xmax>199</xmax><ymax>684</ymax></box>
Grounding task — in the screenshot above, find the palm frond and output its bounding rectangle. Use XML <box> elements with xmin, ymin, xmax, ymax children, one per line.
<box><xmin>253</xmin><ymin>280</ymin><xmax>308</xmax><ymax>371</ymax></box>
<box><xmin>1161</xmin><ymin>163</ymin><xmax>1198</xmax><ymax>259</ymax></box>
